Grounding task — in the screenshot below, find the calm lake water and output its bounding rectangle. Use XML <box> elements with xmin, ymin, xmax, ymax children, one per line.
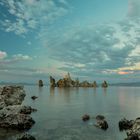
<box><xmin>1</xmin><ymin>86</ymin><xmax>140</xmax><ymax>140</ymax></box>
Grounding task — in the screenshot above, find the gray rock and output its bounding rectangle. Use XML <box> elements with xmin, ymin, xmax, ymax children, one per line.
<box><xmin>31</xmin><ymin>96</ymin><xmax>38</xmax><ymax>100</ymax></box>
<box><xmin>96</xmin><ymin>115</ymin><xmax>105</xmax><ymax>120</ymax></box>
<box><xmin>118</xmin><ymin>118</ymin><xmax>133</xmax><ymax>131</ymax></box>
<box><xmin>82</xmin><ymin>114</ymin><xmax>90</xmax><ymax>121</ymax></box>
<box><xmin>0</xmin><ymin>86</ymin><xmax>25</xmax><ymax>109</ymax></box>
<box><xmin>95</xmin><ymin>115</ymin><xmax>108</xmax><ymax>130</ymax></box>
<box><xmin>0</xmin><ymin>86</ymin><xmax>36</xmax><ymax>131</ymax></box>
<box><xmin>17</xmin><ymin>133</ymin><xmax>36</xmax><ymax>140</ymax></box>
<box><xmin>120</xmin><ymin>118</ymin><xmax>140</xmax><ymax>140</ymax></box>
<box><xmin>0</xmin><ymin>105</ymin><xmax>35</xmax><ymax>130</ymax></box>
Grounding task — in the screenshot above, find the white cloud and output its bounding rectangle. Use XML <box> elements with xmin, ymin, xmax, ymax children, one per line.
<box><xmin>13</xmin><ymin>54</ymin><xmax>32</xmax><ymax>61</ymax></box>
<box><xmin>0</xmin><ymin>0</ymin><xmax>69</xmax><ymax>35</ymax></box>
<box><xmin>0</xmin><ymin>51</ymin><xmax>7</xmax><ymax>59</ymax></box>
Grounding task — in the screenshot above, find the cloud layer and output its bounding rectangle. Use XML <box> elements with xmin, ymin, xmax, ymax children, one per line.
<box><xmin>0</xmin><ymin>0</ymin><xmax>140</xmax><ymax>82</ymax></box>
<box><xmin>0</xmin><ymin>0</ymin><xmax>69</xmax><ymax>35</ymax></box>
<box><xmin>45</xmin><ymin>18</ymin><xmax>140</xmax><ymax>79</ymax></box>
<box><xmin>0</xmin><ymin>51</ymin><xmax>7</xmax><ymax>59</ymax></box>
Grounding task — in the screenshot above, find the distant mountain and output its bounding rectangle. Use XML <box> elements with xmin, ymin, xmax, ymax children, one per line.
<box><xmin>110</xmin><ymin>82</ymin><xmax>140</xmax><ymax>87</ymax></box>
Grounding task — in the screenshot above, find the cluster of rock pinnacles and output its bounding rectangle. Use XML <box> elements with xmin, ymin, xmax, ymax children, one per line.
<box><xmin>49</xmin><ymin>73</ymin><xmax>108</xmax><ymax>88</ymax></box>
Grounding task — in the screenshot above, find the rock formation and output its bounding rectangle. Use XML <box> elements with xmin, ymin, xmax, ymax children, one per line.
<box><xmin>0</xmin><ymin>86</ymin><xmax>36</xmax><ymax>131</ymax></box>
<box><xmin>102</xmin><ymin>81</ymin><xmax>108</xmax><ymax>88</ymax></box>
<box><xmin>0</xmin><ymin>105</ymin><xmax>35</xmax><ymax>130</ymax></box>
<box><xmin>82</xmin><ymin>114</ymin><xmax>90</xmax><ymax>121</ymax></box>
<box><xmin>38</xmin><ymin>80</ymin><xmax>43</xmax><ymax>87</ymax></box>
<box><xmin>119</xmin><ymin>118</ymin><xmax>133</xmax><ymax>131</ymax></box>
<box><xmin>95</xmin><ymin>115</ymin><xmax>108</xmax><ymax>130</ymax></box>
<box><xmin>31</xmin><ymin>96</ymin><xmax>38</xmax><ymax>100</ymax></box>
<box><xmin>79</xmin><ymin>81</ymin><xmax>91</xmax><ymax>87</ymax></box>
<box><xmin>93</xmin><ymin>81</ymin><xmax>98</xmax><ymax>88</ymax></box>
<box><xmin>50</xmin><ymin>73</ymin><xmax>108</xmax><ymax>88</ymax></box>
<box><xmin>0</xmin><ymin>86</ymin><xmax>26</xmax><ymax>109</ymax></box>
<box><xmin>119</xmin><ymin>118</ymin><xmax>140</xmax><ymax>140</ymax></box>
<box><xmin>50</xmin><ymin>76</ymin><xmax>56</xmax><ymax>87</ymax></box>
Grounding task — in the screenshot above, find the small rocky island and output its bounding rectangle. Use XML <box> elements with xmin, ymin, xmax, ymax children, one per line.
<box><xmin>50</xmin><ymin>73</ymin><xmax>108</xmax><ymax>88</ymax></box>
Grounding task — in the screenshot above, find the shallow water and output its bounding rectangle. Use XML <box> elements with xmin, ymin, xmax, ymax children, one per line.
<box><xmin>1</xmin><ymin>86</ymin><xmax>140</xmax><ymax>140</ymax></box>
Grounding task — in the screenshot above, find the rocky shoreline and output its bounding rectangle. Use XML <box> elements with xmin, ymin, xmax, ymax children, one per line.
<box><xmin>0</xmin><ymin>86</ymin><xmax>36</xmax><ymax>140</ymax></box>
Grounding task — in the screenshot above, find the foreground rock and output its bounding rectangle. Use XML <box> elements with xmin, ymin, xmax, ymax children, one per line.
<box><xmin>95</xmin><ymin>115</ymin><xmax>108</xmax><ymax>130</ymax></box>
<box><xmin>0</xmin><ymin>86</ymin><xmax>36</xmax><ymax>131</ymax></box>
<box><xmin>119</xmin><ymin>118</ymin><xmax>140</xmax><ymax>140</ymax></box>
<box><xmin>17</xmin><ymin>133</ymin><xmax>36</xmax><ymax>140</ymax></box>
<box><xmin>0</xmin><ymin>105</ymin><xmax>35</xmax><ymax>130</ymax></box>
<box><xmin>119</xmin><ymin>118</ymin><xmax>133</xmax><ymax>131</ymax></box>
<box><xmin>0</xmin><ymin>86</ymin><xmax>26</xmax><ymax>109</ymax></box>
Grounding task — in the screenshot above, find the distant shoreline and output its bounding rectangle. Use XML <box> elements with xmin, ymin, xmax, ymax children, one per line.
<box><xmin>0</xmin><ymin>82</ymin><xmax>140</xmax><ymax>87</ymax></box>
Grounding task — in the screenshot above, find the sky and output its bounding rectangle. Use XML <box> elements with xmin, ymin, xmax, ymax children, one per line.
<box><xmin>0</xmin><ymin>0</ymin><xmax>140</xmax><ymax>83</ymax></box>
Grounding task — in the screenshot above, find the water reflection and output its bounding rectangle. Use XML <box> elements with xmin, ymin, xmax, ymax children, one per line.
<box><xmin>2</xmin><ymin>86</ymin><xmax>140</xmax><ymax>140</ymax></box>
<box><xmin>103</xmin><ymin>88</ymin><xmax>107</xmax><ymax>96</ymax></box>
<box><xmin>50</xmin><ymin>87</ymin><xmax>55</xmax><ymax>97</ymax></box>
<box><xmin>57</xmin><ymin>88</ymin><xmax>71</xmax><ymax>103</ymax></box>
<box><xmin>93</xmin><ymin>88</ymin><xmax>97</xmax><ymax>96</ymax></box>
<box><xmin>38</xmin><ymin>86</ymin><xmax>43</xmax><ymax>93</ymax></box>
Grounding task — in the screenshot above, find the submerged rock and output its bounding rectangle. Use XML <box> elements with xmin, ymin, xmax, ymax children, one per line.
<box><xmin>82</xmin><ymin>114</ymin><xmax>90</xmax><ymax>121</ymax></box>
<box><xmin>31</xmin><ymin>96</ymin><xmax>38</xmax><ymax>100</ymax></box>
<box><xmin>17</xmin><ymin>133</ymin><xmax>36</xmax><ymax>140</ymax></box>
<box><xmin>96</xmin><ymin>115</ymin><xmax>105</xmax><ymax>120</ymax></box>
<box><xmin>95</xmin><ymin>115</ymin><xmax>108</xmax><ymax>130</ymax></box>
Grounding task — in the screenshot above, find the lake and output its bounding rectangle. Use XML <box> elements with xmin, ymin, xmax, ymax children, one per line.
<box><xmin>1</xmin><ymin>86</ymin><xmax>140</xmax><ymax>140</ymax></box>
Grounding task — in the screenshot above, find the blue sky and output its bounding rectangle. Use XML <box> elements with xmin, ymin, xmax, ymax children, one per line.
<box><xmin>0</xmin><ymin>0</ymin><xmax>140</xmax><ymax>83</ymax></box>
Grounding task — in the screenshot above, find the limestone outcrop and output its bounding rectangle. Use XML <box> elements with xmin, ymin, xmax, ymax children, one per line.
<box><xmin>0</xmin><ymin>105</ymin><xmax>35</xmax><ymax>130</ymax></box>
<box><xmin>50</xmin><ymin>73</ymin><xmax>102</xmax><ymax>88</ymax></box>
<box><xmin>102</xmin><ymin>81</ymin><xmax>108</xmax><ymax>88</ymax></box>
<box><xmin>95</xmin><ymin>115</ymin><xmax>109</xmax><ymax>130</ymax></box>
<box><xmin>38</xmin><ymin>80</ymin><xmax>43</xmax><ymax>87</ymax></box>
<box><xmin>0</xmin><ymin>86</ymin><xmax>36</xmax><ymax>131</ymax></box>
<box><xmin>119</xmin><ymin>118</ymin><xmax>140</xmax><ymax>140</ymax></box>
<box><xmin>50</xmin><ymin>76</ymin><xmax>56</xmax><ymax>87</ymax></box>
<box><xmin>0</xmin><ymin>86</ymin><xmax>26</xmax><ymax>109</ymax></box>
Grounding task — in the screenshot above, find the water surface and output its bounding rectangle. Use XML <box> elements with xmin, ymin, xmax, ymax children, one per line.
<box><xmin>1</xmin><ymin>86</ymin><xmax>140</xmax><ymax>140</ymax></box>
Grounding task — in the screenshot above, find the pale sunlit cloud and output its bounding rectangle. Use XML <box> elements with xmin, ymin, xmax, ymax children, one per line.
<box><xmin>0</xmin><ymin>51</ymin><xmax>7</xmax><ymax>59</ymax></box>
<box><xmin>118</xmin><ymin>71</ymin><xmax>134</xmax><ymax>75</ymax></box>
